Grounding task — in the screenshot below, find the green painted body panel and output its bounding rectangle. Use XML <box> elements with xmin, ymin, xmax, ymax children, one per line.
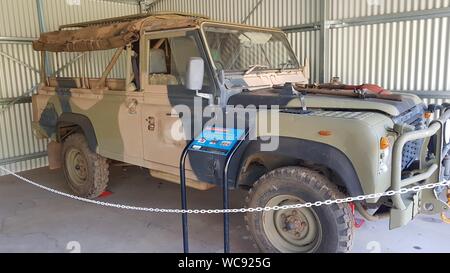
<box><xmin>257</xmin><ymin>108</ymin><xmax>394</xmax><ymax>198</ymax></box>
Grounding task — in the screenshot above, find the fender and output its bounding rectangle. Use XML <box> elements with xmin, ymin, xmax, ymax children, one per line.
<box><xmin>229</xmin><ymin>137</ymin><xmax>364</xmax><ymax>197</ymax></box>
<box><xmin>57</xmin><ymin>113</ymin><xmax>98</xmax><ymax>152</ymax></box>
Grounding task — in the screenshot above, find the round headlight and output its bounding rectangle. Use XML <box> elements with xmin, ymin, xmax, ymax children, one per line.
<box><xmin>445</xmin><ymin>123</ymin><xmax>450</xmax><ymax>144</ymax></box>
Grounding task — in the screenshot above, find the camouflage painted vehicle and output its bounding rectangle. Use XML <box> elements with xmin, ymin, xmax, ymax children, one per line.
<box><xmin>31</xmin><ymin>13</ymin><xmax>450</xmax><ymax>253</ymax></box>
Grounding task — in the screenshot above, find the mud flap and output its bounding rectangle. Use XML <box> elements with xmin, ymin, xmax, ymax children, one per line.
<box><xmin>389</xmin><ymin>193</ymin><xmax>419</xmax><ymax>229</ymax></box>
<box><xmin>48</xmin><ymin>141</ymin><xmax>62</xmax><ymax>170</ymax></box>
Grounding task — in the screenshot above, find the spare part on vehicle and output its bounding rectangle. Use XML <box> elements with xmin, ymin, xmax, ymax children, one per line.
<box><xmin>292</xmin><ymin>84</ymin><xmax>403</xmax><ymax>102</ymax></box>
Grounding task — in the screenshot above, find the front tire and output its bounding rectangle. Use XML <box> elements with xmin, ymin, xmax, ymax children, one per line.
<box><xmin>245</xmin><ymin>167</ymin><xmax>354</xmax><ymax>253</ymax></box>
<box><xmin>62</xmin><ymin>133</ymin><xmax>109</xmax><ymax>198</ymax></box>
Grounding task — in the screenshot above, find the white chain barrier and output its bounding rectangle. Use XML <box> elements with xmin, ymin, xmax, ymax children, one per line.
<box><xmin>1</xmin><ymin>166</ymin><xmax>449</xmax><ymax>214</ymax></box>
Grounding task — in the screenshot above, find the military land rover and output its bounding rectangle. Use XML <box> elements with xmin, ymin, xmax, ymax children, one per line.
<box><xmin>31</xmin><ymin>13</ymin><xmax>450</xmax><ymax>253</ymax></box>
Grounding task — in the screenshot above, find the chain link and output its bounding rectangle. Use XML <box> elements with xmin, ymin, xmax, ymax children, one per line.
<box><xmin>1</xmin><ymin>166</ymin><xmax>449</xmax><ymax>214</ymax></box>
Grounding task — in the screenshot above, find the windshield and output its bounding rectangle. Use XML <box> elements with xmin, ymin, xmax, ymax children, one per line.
<box><xmin>203</xmin><ymin>25</ymin><xmax>300</xmax><ymax>73</ymax></box>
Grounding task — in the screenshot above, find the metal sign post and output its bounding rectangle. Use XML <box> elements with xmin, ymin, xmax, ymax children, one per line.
<box><xmin>179</xmin><ymin>127</ymin><xmax>247</xmax><ymax>253</ymax></box>
<box><xmin>179</xmin><ymin>143</ymin><xmax>193</xmax><ymax>253</ymax></box>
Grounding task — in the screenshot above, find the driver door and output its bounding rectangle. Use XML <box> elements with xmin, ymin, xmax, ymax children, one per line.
<box><xmin>140</xmin><ymin>29</ymin><xmax>217</xmax><ymax>184</ymax></box>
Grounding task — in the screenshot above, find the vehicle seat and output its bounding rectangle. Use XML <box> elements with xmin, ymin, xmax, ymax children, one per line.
<box><xmin>148</xmin><ymin>48</ymin><xmax>178</xmax><ymax>85</ymax></box>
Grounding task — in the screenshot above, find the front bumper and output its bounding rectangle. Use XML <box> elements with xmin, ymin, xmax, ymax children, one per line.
<box><xmin>390</xmin><ymin>107</ymin><xmax>450</xmax><ymax>228</ymax></box>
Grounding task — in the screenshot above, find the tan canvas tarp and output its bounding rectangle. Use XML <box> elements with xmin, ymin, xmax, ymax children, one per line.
<box><xmin>32</xmin><ymin>15</ymin><xmax>200</xmax><ymax>52</ymax></box>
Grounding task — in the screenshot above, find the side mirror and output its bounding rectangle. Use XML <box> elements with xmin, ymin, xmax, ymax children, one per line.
<box><xmin>185</xmin><ymin>57</ymin><xmax>204</xmax><ymax>91</ymax></box>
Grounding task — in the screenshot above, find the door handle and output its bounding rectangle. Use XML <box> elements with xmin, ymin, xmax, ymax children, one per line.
<box><xmin>126</xmin><ymin>99</ymin><xmax>138</xmax><ymax>114</ymax></box>
<box><xmin>166</xmin><ymin>112</ymin><xmax>182</xmax><ymax>118</ymax></box>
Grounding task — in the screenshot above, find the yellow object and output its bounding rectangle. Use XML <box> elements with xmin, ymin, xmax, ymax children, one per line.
<box><xmin>380</xmin><ymin>137</ymin><xmax>390</xmax><ymax>150</ymax></box>
<box><xmin>441</xmin><ymin>189</ymin><xmax>450</xmax><ymax>224</ymax></box>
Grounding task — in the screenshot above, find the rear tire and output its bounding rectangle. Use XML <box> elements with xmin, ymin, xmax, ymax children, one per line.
<box><xmin>245</xmin><ymin>167</ymin><xmax>354</xmax><ymax>253</ymax></box>
<box><xmin>62</xmin><ymin>133</ymin><xmax>109</xmax><ymax>198</ymax></box>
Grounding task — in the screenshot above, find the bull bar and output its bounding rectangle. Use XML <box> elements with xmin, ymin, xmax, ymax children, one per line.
<box><xmin>391</xmin><ymin>108</ymin><xmax>450</xmax><ymax>210</ymax></box>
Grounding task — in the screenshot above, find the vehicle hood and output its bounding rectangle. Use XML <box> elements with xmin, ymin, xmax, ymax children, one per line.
<box><xmin>226</xmin><ymin>88</ymin><xmax>423</xmax><ymax>117</ymax></box>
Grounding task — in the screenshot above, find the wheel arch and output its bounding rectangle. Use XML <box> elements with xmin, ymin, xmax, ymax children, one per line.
<box><xmin>57</xmin><ymin>113</ymin><xmax>98</xmax><ymax>152</ymax></box>
<box><xmin>232</xmin><ymin>137</ymin><xmax>364</xmax><ymax>197</ymax></box>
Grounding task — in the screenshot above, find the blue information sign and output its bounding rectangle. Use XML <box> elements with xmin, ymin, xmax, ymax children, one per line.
<box><xmin>189</xmin><ymin>127</ymin><xmax>245</xmax><ymax>156</ymax></box>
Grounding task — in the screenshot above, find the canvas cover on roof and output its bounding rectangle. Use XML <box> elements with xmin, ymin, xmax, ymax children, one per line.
<box><xmin>32</xmin><ymin>14</ymin><xmax>201</xmax><ymax>52</ymax></box>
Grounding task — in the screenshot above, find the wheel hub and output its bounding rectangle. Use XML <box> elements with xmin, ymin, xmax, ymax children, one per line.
<box><xmin>278</xmin><ymin>209</ymin><xmax>311</xmax><ymax>240</ymax></box>
<box><xmin>66</xmin><ymin>148</ymin><xmax>88</xmax><ymax>185</ymax></box>
<box><xmin>283</xmin><ymin>213</ymin><xmax>307</xmax><ymax>236</ymax></box>
<box><xmin>263</xmin><ymin>195</ymin><xmax>322</xmax><ymax>253</ymax></box>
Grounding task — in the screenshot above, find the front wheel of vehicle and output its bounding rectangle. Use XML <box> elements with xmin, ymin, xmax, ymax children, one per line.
<box><xmin>245</xmin><ymin>167</ymin><xmax>354</xmax><ymax>253</ymax></box>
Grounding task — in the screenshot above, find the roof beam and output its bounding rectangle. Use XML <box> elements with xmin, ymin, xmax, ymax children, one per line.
<box><xmin>100</xmin><ymin>0</ymin><xmax>140</xmax><ymax>5</ymax></box>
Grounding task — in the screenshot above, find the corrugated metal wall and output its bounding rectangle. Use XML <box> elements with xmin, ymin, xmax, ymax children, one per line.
<box><xmin>0</xmin><ymin>0</ymin><xmax>139</xmax><ymax>174</ymax></box>
<box><xmin>329</xmin><ymin>0</ymin><xmax>450</xmax><ymax>19</ymax></box>
<box><xmin>150</xmin><ymin>0</ymin><xmax>321</xmax><ymax>25</ymax></box>
<box><xmin>326</xmin><ymin>0</ymin><xmax>450</xmax><ymax>107</ymax></box>
<box><xmin>328</xmin><ymin>0</ymin><xmax>450</xmax><ymax>92</ymax></box>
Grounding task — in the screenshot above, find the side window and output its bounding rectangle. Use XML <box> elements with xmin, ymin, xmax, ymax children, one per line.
<box><xmin>148</xmin><ymin>32</ymin><xmax>214</xmax><ymax>93</ymax></box>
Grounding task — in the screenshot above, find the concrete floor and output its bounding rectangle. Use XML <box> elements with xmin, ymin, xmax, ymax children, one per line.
<box><xmin>0</xmin><ymin>166</ymin><xmax>448</xmax><ymax>253</ymax></box>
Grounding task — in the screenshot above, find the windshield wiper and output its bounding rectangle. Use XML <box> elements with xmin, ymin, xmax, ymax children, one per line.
<box><xmin>244</xmin><ymin>64</ymin><xmax>269</xmax><ymax>75</ymax></box>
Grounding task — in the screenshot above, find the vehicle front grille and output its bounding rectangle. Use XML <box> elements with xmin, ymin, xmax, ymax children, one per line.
<box><xmin>402</xmin><ymin>140</ymin><xmax>422</xmax><ymax>170</ymax></box>
<box><xmin>401</xmin><ymin>114</ymin><xmax>426</xmax><ymax>170</ymax></box>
